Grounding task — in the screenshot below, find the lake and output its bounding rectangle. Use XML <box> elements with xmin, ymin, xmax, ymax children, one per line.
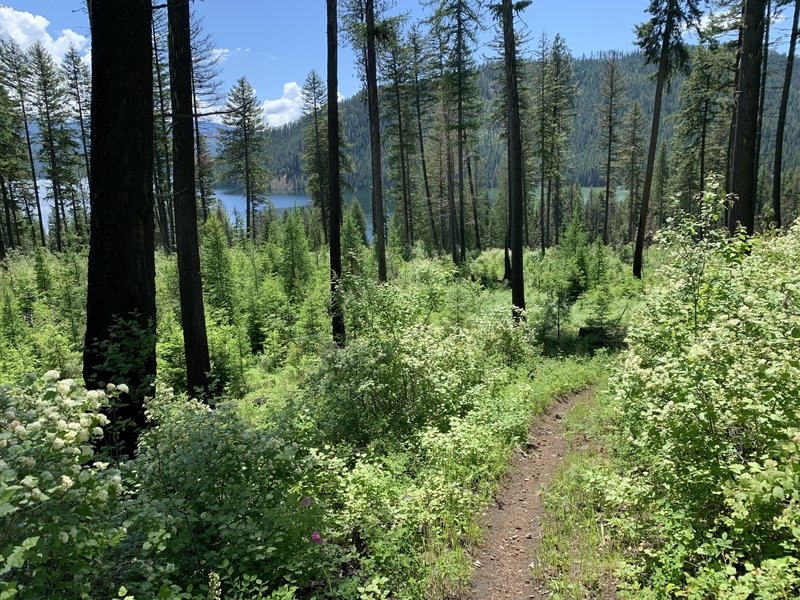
<box><xmin>214</xmin><ymin>187</ymin><xmax>388</xmax><ymax>241</ymax></box>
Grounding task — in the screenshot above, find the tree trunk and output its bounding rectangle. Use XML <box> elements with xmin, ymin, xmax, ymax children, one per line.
<box><xmin>772</xmin><ymin>0</ymin><xmax>799</xmax><ymax>229</ymax></box>
<box><xmin>502</xmin><ymin>0</ymin><xmax>525</xmax><ymax>320</ymax></box>
<box><xmin>456</xmin><ymin>10</ymin><xmax>467</xmax><ymax>264</ymax></box>
<box><xmin>312</xmin><ymin>100</ymin><xmax>329</xmax><ymax>244</ymax></box>
<box><xmin>84</xmin><ymin>0</ymin><xmax>156</xmax><ymax>459</ymax></box>
<box><xmin>1</xmin><ymin>176</ymin><xmax>13</xmax><ymax>250</ymax></box>
<box><xmin>153</xmin><ymin>16</ymin><xmax>174</xmax><ymax>248</ymax></box>
<box><xmin>366</xmin><ymin>0</ymin><xmax>387</xmax><ymax>281</ymax></box>
<box><xmin>168</xmin><ymin>0</ymin><xmax>211</xmax><ymax>398</ymax></box>
<box><xmin>467</xmin><ymin>153</ymin><xmax>481</xmax><ymax>251</ymax></box>
<box><xmin>412</xmin><ymin>50</ymin><xmax>438</xmax><ymax>251</ymax></box>
<box><xmin>633</xmin><ymin>3</ymin><xmax>675</xmax><ymax>279</ymax></box>
<box><xmin>754</xmin><ymin>0</ymin><xmax>771</xmax><ymax>206</ymax></box>
<box><xmin>328</xmin><ymin>0</ymin><xmax>345</xmax><ymax>345</ymax></box>
<box><xmin>190</xmin><ymin>74</ymin><xmax>209</xmax><ymax>223</ymax></box>
<box><xmin>729</xmin><ymin>0</ymin><xmax>767</xmax><ymax>235</ymax></box>
<box><xmin>19</xmin><ymin>95</ymin><xmax>45</xmax><ymax>246</ymax></box>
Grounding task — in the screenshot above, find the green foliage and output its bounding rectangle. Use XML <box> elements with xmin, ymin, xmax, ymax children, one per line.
<box><xmin>0</xmin><ymin>372</ymin><xmax>125</xmax><ymax>598</ymax></box>
<box><xmin>549</xmin><ymin>190</ymin><xmax>800</xmax><ymax>597</ymax></box>
<box><xmin>278</xmin><ymin>210</ymin><xmax>311</xmax><ymax>303</ymax></box>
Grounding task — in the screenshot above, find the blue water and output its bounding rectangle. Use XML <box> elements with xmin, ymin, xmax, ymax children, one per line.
<box><xmin>214</xmin><ymin>188</ymin><xmax>386</xmax><ymax>242</ymax></box>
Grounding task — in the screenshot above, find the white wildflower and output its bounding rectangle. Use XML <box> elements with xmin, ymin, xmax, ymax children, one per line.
<box><xmin>44</xmin><ymin>370</ymin><xmax>61</xmax><ymax>380</ymax></box>
<box><xmin>59</xmin><ymin>531</ymin><xmax>69</xmax><ymax>544</ymax></box>
<box><xmin>116</xmin><ymin>383</ymin><xmax>129</xmax><ymax>394</ymax></box>
<box><xmin>60</xmin><ymin>475</ymin><xmax>74</xmax><ymax>490</ymax></box>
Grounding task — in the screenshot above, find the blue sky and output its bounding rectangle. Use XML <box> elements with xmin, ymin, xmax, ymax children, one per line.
<box><xmin>5</xmin><ymin>0</ymin><xmax>788</xmax><ymax>128</ymax></box>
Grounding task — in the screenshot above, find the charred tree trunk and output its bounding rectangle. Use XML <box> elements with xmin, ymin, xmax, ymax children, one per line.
<box><xmin>729</xmin><ymin>0</ymin><xmax>768</xmax><ymax>235</ymax></box>
<box><xmin>168</xmin><ymin>0</ymin><xmax>211</xmax><ymax>398</ymax></box>
<box><xmin>84</xmin><ymin>0</ymin><xmax>156</xmax><ymax>459</ymax></box>
<box><xmin>328</xmin><ymin>0</ymin><xmax>346</xmax><ymax>345</ymax></box>
<box><xmin>772</xmin><ymin>0</ymin><xmax>799</xmax><ymax>228</ymax></box>
<box><xmin>502</xmin><ymin>0</ymin><xmax>526</xmax><ymax>320</ymax></box>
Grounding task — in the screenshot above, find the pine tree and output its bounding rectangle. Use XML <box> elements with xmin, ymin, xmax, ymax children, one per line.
<box><xmin>409</xmin><ymin>24</ymin><xmax>440</xmax><ymax>251</ymax></box>
<box><xmin>61</xmin><ymin>46</ymin><xmax>91</xmax><ymax>191</ymax></box>
<box><xmin>0</xmin><ymin>39</ymin><xmax>45</xmax><ymax>247</ymax></box>
<box><xmin>152</xmin><ymin>8</ymin><xmax>175</xmax><ymax>252</ymax></box>
<box><xmin>381</xmin><ymin>26</ymin><xmax>417</xmax><ymax>254</ymax></box>
<box><xmin>633</xmin><ymin>0</ymin><xmax>701</xmax><ymax>278</ymax></box>
<box><xmin>435</xmin><ymin>0</ymin><xmax>482</xmax><ymax>263</ymax></box>
<box><xmin>597</xmin><ymin>51</ymin><xmax>626</xmax><ymax>245</ymax></box>
<box><xmin>301</xmin><ymin>70</ymin><xmax>330</xmax><ymax>243</ymax></box>
<box><xmin>546</xmin><ymin>35</ymin><xmax>576</xmax><ymax>246</ymax></box>
<box><xmin>279</xmin><ymin>210</ymin><xmax>312</xmax><ymax>303</ymax></box>
<box><xmin>29</xmin><ymin>42</ymin><xmax>81</xmax><ymax>251</ymax></box>
<box><xmin>619</xmin><ymin>102</ymin><xmax>645</xmax><ymax>244</ymax></box>
<box><xmin>218</xmin><ymin>77</ymin><xmax>270</xmax><ymax>241</ymax></box>
<box><xmin>190</xmin><ymin>13</ymin><xmax>224</xmax><ymax>221</ymax></box>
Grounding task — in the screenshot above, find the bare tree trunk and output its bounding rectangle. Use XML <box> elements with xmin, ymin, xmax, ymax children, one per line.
<box><xmin>729</xmin><ymin>0</ymin><xmax>768</xmax><ymax>235</ymax></box>
<box><xmin>502</xmin><ymin>0</ymin><xmax>526</xmax><ymax>320</ymax></box>
<box><xmin>328</xmin><ymin>0</ymin><xmax>346</xmax><ymax>345</ymax></box>
<box><xmin>168</xmin><ymin>0</ymin><xmax>211</xmax><ymax>398</ymax></box>
<box><xmin>84</xmin><ymin>0</ymin><xmax>156</xmax><ymax>459</ymax></box>
<box><xmin>634</xmin><ymin>1</ymin><xmax>676</xmax><ymax>279</ymax></box>
<box><xmin>772</xmin><ymin>0</ymin><xmax>799</xmax><ymax>228</ymax></box>
<box><xmin>366</xmin><ymin>0</ymin><xmax>387</xmax><ymax>281</ymax></box>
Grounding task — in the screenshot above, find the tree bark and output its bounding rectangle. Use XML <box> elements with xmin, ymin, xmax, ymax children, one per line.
<box><xmin>366</xmin><ymin>0</ymin><xmax>387</xmax><ymax>281</ymax></box>
<box><xmin>729</xmin><ymin>0</ymin><xmax>768</xmax><ymax>235</ymax></box>
<box><xmin>84</xmin><ymin>0</ymin><xmax>156</xmax><ymax>459</ymax></box>
<box><xmin>502</xmin><ymin>0</ymin><xmax>526</xmax><ymax>320</ymax></box>
<box><xmin>168</xmin><ymin>0</ymin><xmax>211</xmax><ymax>398</ymax></box>
<box><xmin>634</xmin><ymin>2</ymin><xmax>675</xmax><ymax>279</ymax></box>
<box><xmin>328</xmin><ymin>0</ymin><xmax>346</xmax><ymax>345</ymax></box>
<box><xmin>772</xmin><ymin>0</ymin><xmax>799</xmax><ymax>229</ymax></box>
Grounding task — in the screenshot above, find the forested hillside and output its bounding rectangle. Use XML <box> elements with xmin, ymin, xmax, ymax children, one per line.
<box><xmin>270</xmin><ymin>50</ymin><xmax>800</xmax><ymax>191</ymax></box>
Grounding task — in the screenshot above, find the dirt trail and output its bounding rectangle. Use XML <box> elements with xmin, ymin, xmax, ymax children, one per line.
<box><xmin>465</xmin><ymin>389</ymin><xmax>591</xmax><ymax>600</ymax></box>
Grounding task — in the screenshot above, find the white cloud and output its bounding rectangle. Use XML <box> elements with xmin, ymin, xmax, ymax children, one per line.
<box><xmin>0</xmin><ymin>6</ymin><xmax>88</xmax><ymax>61</ymax></box>
<box><xmin>262</xmin><ymin>81</ymin><xmax>304</xmax><ymax>128</ymax></box>
<box><xmin>210</xmin><ymin>48</ymin><xmax>231</xmax><ymax>63</ymax></box>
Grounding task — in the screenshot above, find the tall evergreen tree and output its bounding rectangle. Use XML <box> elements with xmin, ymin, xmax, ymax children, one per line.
<box><xmin>409</xmin><ymin>24</ymin><xmax>440</xmax><ymax>251</ymax></box>
<box><xmin>633</xmin><ymin>0</ymin><xmax>701</xmax><ymax>278</ymax></box>
<box><xmin>61</xmin><ymin>46</ymin><xmax>91</xmax><ymax>191</ymax></box>
<box><xmin>218</xmin><ymin>77</ymin><xmax>269</xmax><ymax>241</ymax></box>
<box><xmin>620</xmin><ymin>102</ymin><xmax>645</xmax><ymax>244</ymax></box>
<box><xmin>84</xmin><ymin>0</ymin><xmax>156</xmax><ymax>459</ymax></box>
<box><xmin>381</xmin><ymin>27</ymin><xmax>417</xmax><ymax>253</ymax></box>
<box><xmin>302</xmin><ymin>70</ymin><xmax>330</xmax><ymax>243</ymax></box>
<box><xmin>29</xmin><ymin>42</ymin><xmax>80</xmax><ymax>251</ymax></box>
<box><xmin>597</xmin><ymin>51</ymin><xmax>626</xmax><ymax>245</ymax></box>
<box><xmin>435</xmin><ymin>0</ymin><xmax>482</xmax><ymax>263</ymax></box>
<box><xmin>0</xmin><ymin>39</ymin><xmax>45</xmax><ymax>247</ymax></box>
<box><xmin>168</xmin><ymin>0</ymin><xmax>211</xmax><ymax>398</ymax></box>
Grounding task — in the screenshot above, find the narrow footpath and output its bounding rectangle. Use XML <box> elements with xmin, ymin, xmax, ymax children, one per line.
<box><xmin>466</xmin><ymin>389</ymin><xmax>592</xmax><ymax>599</ymax></box>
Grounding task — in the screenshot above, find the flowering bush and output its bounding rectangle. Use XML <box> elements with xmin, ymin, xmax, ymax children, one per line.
<box><xmin>0</xmin><ymin>372</ymin><xmax>125</xmax><ymax>598</ymax></box>
<box><xmin>600</xmin><ymin>193</ymin><xmax>800</xmax><ymax>596</ymax></box>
